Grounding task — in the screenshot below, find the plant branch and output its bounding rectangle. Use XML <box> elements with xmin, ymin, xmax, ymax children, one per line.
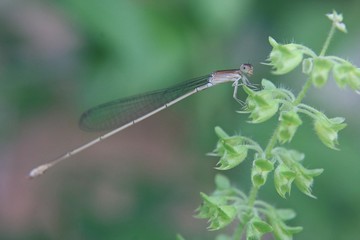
<box><xmin>293</xmin><ymin>77</ymin><xmax>312</xmax><ymax>105</ymax></box>
<box><xmin>233</xmin><ymin>186</ymin><xmax>259</xmax><ymax>239</ymax></box>
<box><xmin>320</xmin><ymin>22</ymin><xmax>336</xmax><ymax>57</ymax></box>
<box><xmin>264</xmin><ymin>124</ymin><xmax>281</xmax><ymax>158</ymax></box>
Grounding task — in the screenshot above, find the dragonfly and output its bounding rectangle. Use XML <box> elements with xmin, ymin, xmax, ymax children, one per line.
<box><xmin>29</xmin><ymin>63</ymin><xmax>253</xmax><ymax>178</ymax></box>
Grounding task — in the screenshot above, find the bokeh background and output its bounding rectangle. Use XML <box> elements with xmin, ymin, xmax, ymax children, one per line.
<box><xmin>1</xmin><ymin>0</ymin><xmax>360</xmax><ymax>239</ymax></box>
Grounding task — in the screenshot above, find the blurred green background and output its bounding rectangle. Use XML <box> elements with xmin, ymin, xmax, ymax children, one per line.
<box><xmin>1</xmin><ymin>0</ymin><xmax>360</xmax><ymax>239</ymax></box>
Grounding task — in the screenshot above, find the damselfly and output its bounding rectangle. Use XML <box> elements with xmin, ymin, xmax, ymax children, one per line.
<box><xmin>29</xmin><ymin>63</ymin><xmax>253</xmax><ymax>178</ymax></box>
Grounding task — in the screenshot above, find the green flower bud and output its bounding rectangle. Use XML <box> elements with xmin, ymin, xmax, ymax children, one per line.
<box><xmin>277</xmin><ymin>111</ymin><xmax>303</xmax><ymax>143</ymax></box>
<box><xmin>210</xmin><ymin>128</ymin><xmax>251</xmax><ymax>170</ymax></box>
<box><xmin>310</xmin><ymin>58</ymin><xmax>333</xmax><ymax>87</ymax></box>
<box><xmin>294</xmin><ymin>166</ymin><xmax>324</xmax><ymax>199</ymax></box>
<box><xmin>243</xmin><ymin>85</ymin><xmax>279</xmax><ymax>123</ymax></box>
<box><xmin>208</xmin><ymin>205</ymin><xmax>237</xmax><ymax>230</ymax></box>
<box><xmin>274</xmin><ymin>163</ymin><xmax>296</xmax><ymax>198</ymax></box>
<box><xmin>333</xmin><ymin>63</ymin><xmax>360</xmax><ymax>91</ymax></box>
<box><xmin>274</xmin><ymin>148</ymin><xmax>324</xmax><ymax>198</ymax></box>
<box><xmin>215</xmin><ymin>145</ymin><xmax>248</xmax><ymax>170</ymax></box>
<box><xmin>271</xmin><ymin>219</ymin><xmax>303</xmax><ymax>240</ymax></box>
<box><xmin>247</xmin><ymin>218</ymin><xmax>273</xmax><ymax>239</ymax></box>
<box><xmin>326</xmin><ymin>10</ymin><xmax>347</xmax><ymax>33</ymax></box>
<box><xmin>314</xmin><ymin>116</ymin><xmax>347</xmax><ymax>150</ymax></box>
<box><xmin>268</xmin><ymin>37</ymin><xmax>304</xmax><ymax>75</ymax></box>
<box><xmin>195</xmin><ymin>193</ymin><xmax>237</xmax><ymax>231</ymax></box>
<box><xmin>251</xmin><ymin>158</ymin><xmax>274</xmax><ymax>188</ymax></box>
<box><xmin>265</xmin><ymin>207</ymin><xmax>302</xmax><ymax>240</ymax></box>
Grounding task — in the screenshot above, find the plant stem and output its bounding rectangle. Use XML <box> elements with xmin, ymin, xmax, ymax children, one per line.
<box><xmin>233</xmin><ymin>186</ymin><xmax>259</xmax><ymax>240</ymax></box>
<box><xmin>264</xmin><ymin>124</ymin><xmax>281</xmax><ymax>157</ymax></box>
<box><xmin>293</xmin><ymin>77</ymin><xmax>312</xmax><ymax>105</ymax></box>
<box><xmin>295</xmin><ymin>22</ymin><xmax>336</xmax><ymax>105</ymax></box>
<box><xmin>232</xmin><ymin>124</ymin><xmax>280</xmax><ymax>240</ymax></box>
<box><xmin>247</xmin><ymin>185</ymin><xmax>259</xmax><ymax>208</ymax></box>
<box><xmin>320</xmin><ymin>22</ymin><xmax>336</xmax><ymax>57</ymax></box>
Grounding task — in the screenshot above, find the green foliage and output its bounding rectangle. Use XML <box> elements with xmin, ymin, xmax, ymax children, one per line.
<box><xmin>192</xmin><ymin>10</ymin><xmax>358</xmax><ymax>240</ymax></box>
<box><xmin>241</xmin><ymin>81</ymin><xmax>280</xmax><ymax>123</ymax></box>
<box><xmin>268</xmin><ymin>37</ymin><xmax>306</xmax><ymax>75</ymax></box>
<box><xmin>251</xmin><ymin>158</ymin><xmax>274</xmax><ymax>188</ymax></box>
<box><xmin>277</xmin><ymin>110</ymin><xmax>303</xmax><ymax>143</ymax></box>
<box><xmin>208</xmin><ymin>127</ymin><xmax>262</xmax><ymax>170</ymax></box>
<box><xmin>273</xmin><ymin>148</ymin><xmax>324</xmax><ymax>198</ymax></box>
<box><xmin>193</xmin><ymin>174</ymin><xmax>303</xmax><ymax>240</ymax></box>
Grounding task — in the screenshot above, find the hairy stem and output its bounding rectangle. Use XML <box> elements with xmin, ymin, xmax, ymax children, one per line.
<box><xmin>264</xmin><ymin>124</ymin><xmax>281</xmax><ymax>158</ymax></box>
<box><xmin>320</xmin><ymin>22</ymin><xmax>336</xmax><ymax>57</ymax></box>
<box><xmin>293</xmin><ymin>77</ymin><xmax>312</xmax><ymax>105</ymax></box>
<box><xmin>295</xmin><ymin>22</ymin><xmax>335</xmax><ymax>105</ymax></box>
<box><xmin>233</xmin><ymin>186</ymin><xmax>259</xmax><ymax>239</ymax></box>
<box><xmin>247</xmin><ymin>185</ymin><xmax>259</xmax><ymax>208</ymax></box>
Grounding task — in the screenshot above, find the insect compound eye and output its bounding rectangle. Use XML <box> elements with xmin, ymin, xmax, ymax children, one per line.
<box><xmin>240</xmin><ymin>63</ymin><xmax>253</xmax><ymax>76</ymax></box>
